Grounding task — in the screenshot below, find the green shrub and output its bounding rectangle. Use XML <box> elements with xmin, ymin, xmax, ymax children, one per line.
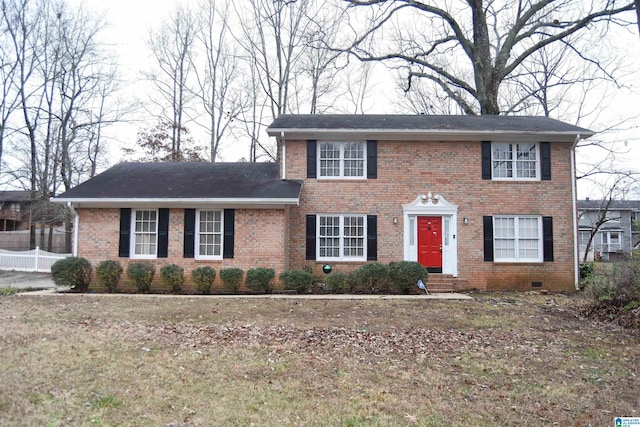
<box><xmin>324</xmin><ymin>272</ymin><xmax>348</xmax><ymax>293</ymax></box>
<box><xmin>191</xmin><ymin>266</ymin><xmax>216</xmax><ymax>294</ymax></box>
<box><xmin>0</xmin><ymin>288</ymin><xmax>18</xmax><ymax>296</ymax></box>
<box><xmin>126</xmin><ymin>262</ymin><xmax>155</xmax><ymax>293</ymax></box>
<box><xmin>389</xmin><ymin>261</ymin><xmax>428</xmax><ymax>294</ymax></box>
<box><xmin>95</xmin><ymin>260</ymin><xmax>123</xmax><ymax>293</ymax></box>
<box><xmin>280</xmin><ymin>269</ymin><xmax>313</xmax><ymax>294</ymax></box>
<box><xmin>245</xmin><ymin>267</ymin><xmax>275</xmax><ymax>293</ymax></box>
<box><xmin>160</xmin><ymin>264</ymin><xmax>184</xmax><ymax>294</ymax></box>
<box><xmin>351</xmin><ymin>262</ymin><xmax>389</xmax><ymax>294</ymax></box>
<box><xmin>579</xmin><ymin>262</ymin><xmax>595</xmax><ymax>282</ymax></box>
<box><xmin>50</xmin><ymin>257</ymin><xmax>92</xmax><ymax>292</ymax></box>
<box><xmin>220</xmin><ymin>268</ymin><xmax>243</xmax><ymax>293</ymax></box>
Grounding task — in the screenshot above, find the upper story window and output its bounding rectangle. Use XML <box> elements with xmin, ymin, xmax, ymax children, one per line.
<box><xmin>132</xmin><ymin>209</ymin><xmax>158</xmax><ymax>258</ymax></box>
<box><xmin>492</xmin><ymin>143</ymin><xmax>539</xmax><ymax>180</ymax></box>
<box><xmin>318</xmin><ymin>142</ymin><xmax>366</xmax><ymax>179</ymax></box>
<box><xmin>9</xmin><ymin>203</ymin><xmax>20</xmax><ymax>213</ymax></box>
<box><xmin>196</xmin><ymin>210</ymin><xmax>223</xmax><ymax>259</ymax></box>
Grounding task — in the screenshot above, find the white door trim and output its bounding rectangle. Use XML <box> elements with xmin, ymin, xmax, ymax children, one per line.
<box><xmin>402</xmin><ymin>193</ymin><xmax>458</xmax><ymax>277</ymax></box>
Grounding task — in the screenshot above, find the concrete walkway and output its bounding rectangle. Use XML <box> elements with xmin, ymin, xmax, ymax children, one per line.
<box><xmin>19</xmin><ymin>288</ymin><xmax>472</xmax><ymax>299</ymax></box>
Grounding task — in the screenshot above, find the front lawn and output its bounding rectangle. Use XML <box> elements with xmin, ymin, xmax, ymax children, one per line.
<box><xmin>0</xmin><ymin>293</ymin><xmax>638</xmax><ymax>426</ymax></box>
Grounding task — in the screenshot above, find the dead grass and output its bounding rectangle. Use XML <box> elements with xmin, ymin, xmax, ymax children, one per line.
<box><xmin>0</xmin><ymin>293</ymin><xmax>638</xmax><ymax>426</ymax></box>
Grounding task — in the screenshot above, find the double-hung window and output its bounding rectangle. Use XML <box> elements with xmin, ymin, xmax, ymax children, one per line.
<box><xmin>318</xmin><ymin>214</ymin><xmax>366</xmax><ymax>260</ymax></box>
<box><xmin>318</xmin><ymin>142</ymin><xmax>366</xmax><ymax>179</ymax></box>
<box><xmin>493</xmin><ymin>216</ymin><xmax>542</xmax><ymax>262</ymax></box>
<box><xmin>196</xmin><ymin>210</ymin><xmax>223</xmax><ymax>259</ymax></box>
<box><xmin>492</xmin><ymin>143</ymin><xmax>539</xmax><ymax>180</ymax></box>
<box><xmin>132</xmin><ymin>209</ymin><xmax>158</xmax><ymax>258</ymax></box>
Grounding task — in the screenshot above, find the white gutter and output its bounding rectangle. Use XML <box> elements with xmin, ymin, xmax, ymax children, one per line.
<box><xmin>67</xmin><ymin>202</ymin><xmax>79</xmax><ymax>257</ymax></box>
<box><xmin>52</xmin><ymin>197</ymin><xmax>301</xmax><ymax>209</ymax></box>
<box><xmin>571</xmin><ymin>134</ymin><xmax>580</xmax><ymax>290</ymax></box>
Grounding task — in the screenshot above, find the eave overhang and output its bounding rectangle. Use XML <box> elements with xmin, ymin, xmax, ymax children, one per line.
<box><xmin>51</xmin><ymin>197</ymin><xmax>300</xmax><ymax>209</ymax></box>
<box><xmin>266</xmin><ymin>128</ymin><xmax>594</xmax><ymax>143</ymax></box>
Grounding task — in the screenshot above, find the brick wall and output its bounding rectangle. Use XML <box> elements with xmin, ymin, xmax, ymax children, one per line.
<box><xmin>77</xmin><ymin>208</ymin><xmax>288</xmax><ymax>293</ymax></box>
<box><xmin>283</xmin><ymin>139</ymin><xmax>577</xmax><ymax>292</ymax></box>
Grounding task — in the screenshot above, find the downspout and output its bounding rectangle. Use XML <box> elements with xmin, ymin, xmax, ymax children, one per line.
<box><xmin>67</xmin><ymin>202</ymin><xmax>79</xmax><ymax>257</ymax></box>
<box><xmin>571</xmin><ymin>134</ymin><xmax>580</xmax><ymax>290</ymax></box>
<box><xmin>281</xmin><ymin>131</ymin><xmax>286</xmax><ymax>179</ymax></box>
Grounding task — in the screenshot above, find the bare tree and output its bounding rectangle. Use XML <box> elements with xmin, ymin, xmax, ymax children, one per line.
<box><xmin>341</xmin><ymin>0</ymin><xmax>635</xmax><ymax>115</ymax></box>
<box><xmin>192</xmin><ymin>0</ymin><xmax>244</xmax><ymax>162</ymax></box>
<box><xmin>145</xmin><ymin>5</ymin><xmax>198</xmax><ymax>160</ymax></box>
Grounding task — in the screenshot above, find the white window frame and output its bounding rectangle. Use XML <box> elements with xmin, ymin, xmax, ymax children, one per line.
<box><xmin>493</xmin><ymin>215</ymin><xmax>543</xmax><ymax>262</ymax></box>
<box><xmin>317</xmin><ymin>214</ymin><xmax>367</xmax><ymax>261</ymax></box>
<box><xmin>317</xmin><ymin>142</ymin><xmax>367</xmax><ymax>179</ymax></box>
<box><xmin>491</xmin><ymin>142</ymin><xmax>540</xmax><ymax>181</ymax></box>
<box><xmin>195</xmin><ymin>209</ymin><xmax>224</xmax><ymax>260</ymax></box>
<box><xmin>131</xmin><ymin>209</ymin><xmax>158</xmax><ymax>259</ymax></box>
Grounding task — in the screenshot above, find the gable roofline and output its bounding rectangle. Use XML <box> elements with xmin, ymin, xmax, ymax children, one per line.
<box><xmin>267</xmin><ymin>114</ymin><xmax>595</xmax><ymax>143</ymax></box>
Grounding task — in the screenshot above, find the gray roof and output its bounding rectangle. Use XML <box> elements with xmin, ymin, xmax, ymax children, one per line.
<box><xmin>53</xmin><ymin>162</ymin><xmax>302</xmax><ymax>208</ymax></box>
<box><xmin>578</xmin><ymin>199</ymin><xmax>640</xmax><ymax>211</ymax></box>
<box><xmin>267</xmin><ymin>114</ymin><xmax>594</xmax><ymax>142</ymax></box>
<box><xmin>0</xmin><ymin>190</ymin><xmax>32</xmax><ymax>202</ymax></box>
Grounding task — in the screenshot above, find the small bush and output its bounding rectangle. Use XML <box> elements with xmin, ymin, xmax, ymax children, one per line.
<box><xmin>51</xmin><ymin>257</ymin><xmax>92</xmax><ymax>292</ymax></box>
<box><xmin>389</xmin><ymin>261</ymin><xmax>428</xmax><ymax>294</ymax></box>
<box><xmin>324</xmin><ymin>272</ymin><xmax>348</xmax><ymax>293</ymax></box>
<box><xmin>245</xmin><ymin>267</ymin><xmax>275</xmax><ymax>293</ymax></box>
<box><xmin>351</xmin><ymin>262</ymin><xmax>389</xmax><ymax>294</ymax></box>
<box><xmin>280</xmin><ymin>269</ymin><xmax>313</xmax><ymax>294</ymax></box>
<box><xmin>191</xmin><ymin>267</ymin><xmax>216</xmax><ymax>294</ymax></box>
<box><xmin>579</xmin><ymin>262</ymin><xmax>595</xmax><ymax>282</ymax></box>
<box><xmin>95</xmin><ymin>260</ymin><xmax>123</xmax><ymax>293</ymax></box>
<box><xmin>126</xmin><ymin>262</ymin><xmax>155</xmax><ymax>293</ymax></box>
<box><xmin>160</xmin><ymin>264</ymin><xmax>184</xmax><ymax>294</ymax></box>
<box><xmin>0</xmin><ymin>288</ymin><xmax>18</xmax><ymax>296</ymax></box>
<box><xmin>220</xmin><ymin>268</ymin><xmax>243</xmax><ymax>293</ymax></box>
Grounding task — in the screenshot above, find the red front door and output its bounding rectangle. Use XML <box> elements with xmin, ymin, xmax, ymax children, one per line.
<box><xmin>418</xmin><ymin>216</ymin><xmax>442</xmax><ymax>273</ymax></box>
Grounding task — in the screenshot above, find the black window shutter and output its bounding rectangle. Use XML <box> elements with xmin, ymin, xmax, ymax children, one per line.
<box><xmin>481</xmin><ymin>141</ymin><xmax>492</xmax><ymax>180</ymax></box>
<box><xmin>157</xmin><ymin>208</ymin><xmax>170</xmax><ymax>258</ymax></box>
<box><xmin>483</xmin><ymin>216</ymin><xmax>494</xmax><ymax>261</ymax></box>
<box><xmin>367</xmin><ymin>140</ymin><xmax>377</xmax><ymax>179</ymax></box>
<box><xmin>183</xmin><ymin>209</ymin><xmax>196</xmax><ymax>258</ymax></box>
<box><xmin>307</xmin><ymin>140</ymin><xmax>317</xmax><ymax>178</ymax></box>
<box><xmin>543</xmin><ymin>216</ymin><xmax>554</xmax><ymax>261</ymax></box>
<box><xmin>305</xmin><ymin>215</ymin><xmax>316</xmax><ymax>260</ymax></box>
<box><xmin>223</xmin><ymin>209</ymin><xmax>235</xmax><ymax>259</ymax></box>
<box><xmin>367</xmin><ymin>215</ymin><xmax>377</xmax><ymax>261</ymax></box>
<box><xmin>118</xmin><ymin>208</ymin><xmax>131</xmax><ymax>257</ymax></box>
<box><xmin>540</xmin><ymin>142</ymin><xmax>551</xmax><ymax>180</ymax></box>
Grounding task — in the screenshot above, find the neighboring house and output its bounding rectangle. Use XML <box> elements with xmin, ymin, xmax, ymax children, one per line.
<box><xmin>0</xmin><ymin>191</ymin><xmax>32</xmax><ymax>231</ymax></box>
<box><xmin>577</xmin><ymin>199</ymin><xmax>640</xmax><ymax>261</ymax></box>
<box><xmin>53</xmin><ymin>115</ymin><xmax>594</xmax><ymax>292</ymax></box>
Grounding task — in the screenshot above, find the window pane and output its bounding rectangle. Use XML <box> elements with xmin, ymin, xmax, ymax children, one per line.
<box><xmin>343</xmin><ymin>143</ymin><xmax>364</xmax><ymax>177</ymax></box>
<box><xmin>516</xmin><ymin>144</ymin><xmax>537</xmax><ymax>178</ymax></box>
<box><xmin>133</xmin><ymin>210</ymin><xmax>157</xmax><ymax>256</ymax></box>
<box><xmin>198</xmin><ymin>210</ymin><xmax>222</xmax><ymax>257</ymax></box>
<box><xmin>492</xmin><ymin>143</ymin><xmax>513</xmax><ymax>178</ymax></box>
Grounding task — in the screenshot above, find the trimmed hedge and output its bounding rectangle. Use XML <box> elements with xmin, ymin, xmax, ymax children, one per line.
<box><xmin>280</xmin><ymin>269</ymin><xmax>313</xmax><ymax>294</ymax></box>
<box><xmin>126</xmin><ymin>262</ymin><xmax>155</xmax><ymax>293</ymax></box>
<box><xmin>51</xmin><ymin>257</ymin><xmax>92</xmax><ymax>292</ymax></box>
<box><xmin>324</xmin><ymin>272</ymin><xmax>348</xmax><ymax>294</ymax></box>
<box><xmin>389</xmin><ymin>261</ymin><xmax>428</xmax><ymax>294</ymax></box>
<box><xmin>351</xmin><ymin>262</ymin><xmax>389</xmax><ymax>294</ymax></box>
<box><xmin>95</xmin><ymin>260</ymin><xmax>123</xmax><ymax>293</ymax></box>
<box><xmin>220</xmin><ymin>268</ymin><xmax>243</xmax><ymax>293</ymax></box>
<box><xmin>191</xmin><ymin>267</ymin><xmax>216</xmax><ymax>294</ymax></box>
<box><xmin>160</xmin><ymin>264</ymin><xmax>184</xmax><ymax>294</ymax></box>
<box><xmin>245</xmin><ymin>267</ymin><xmax>275</xmax><ymax>293</ymax></box>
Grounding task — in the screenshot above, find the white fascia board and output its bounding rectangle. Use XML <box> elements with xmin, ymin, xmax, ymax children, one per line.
<box><xmin>51</xmin><ymin>197</ymin><xmax>300</xmax><ymax>209</ymax></box>
<box><xmin>267</xmin><ymin>128</ymin><xmax>595</xmax><ymax>142</ymax></box>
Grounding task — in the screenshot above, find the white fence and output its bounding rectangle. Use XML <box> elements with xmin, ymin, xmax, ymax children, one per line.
<box><xmin>0</xmin><ymin>247</ymin><xmax>71</xmax><ymax>273</ymax></box>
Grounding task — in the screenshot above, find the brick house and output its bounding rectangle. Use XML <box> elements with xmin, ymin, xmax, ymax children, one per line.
<box><xmin>53</xmin><ymin>115</ymin><xmax>593</xmax><ymax>292</ymax></box>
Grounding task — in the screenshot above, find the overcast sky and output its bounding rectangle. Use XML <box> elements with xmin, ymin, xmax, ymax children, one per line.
<box><xmin>73</xmin><ymin>0</ymin><xmax>640</xmax><ymax>199</ymax></box>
